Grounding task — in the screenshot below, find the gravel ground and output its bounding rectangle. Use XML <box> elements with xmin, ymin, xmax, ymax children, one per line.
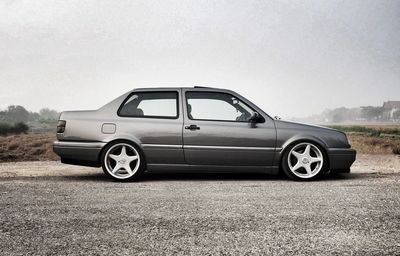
<box><xmin>0</xmin><ymin>155</ymin><xmax>399</xmax><ymax>255</ymax></box>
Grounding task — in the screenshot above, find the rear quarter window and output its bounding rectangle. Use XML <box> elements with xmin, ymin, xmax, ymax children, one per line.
<box><xmin>118</xmin><ymin>91</ymin><xmax>179</xmax><ymax>119</ymax></box>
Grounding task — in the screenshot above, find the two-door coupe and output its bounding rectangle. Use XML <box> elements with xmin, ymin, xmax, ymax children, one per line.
<box><xmin>53</xmin><ymin>87</ymin><xmax>356</xmax><ymax>181</ymax></box>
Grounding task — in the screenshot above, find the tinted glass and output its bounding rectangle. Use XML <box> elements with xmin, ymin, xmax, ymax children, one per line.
<box><xmin>119</xmin><ymin>92</ymin><xmax>178</xmax><ymax>118</ymax></box>
<box><xmin>186</xmin><ymin>92</ymin><xmax>253</xmax><ymax>122</ymax></box>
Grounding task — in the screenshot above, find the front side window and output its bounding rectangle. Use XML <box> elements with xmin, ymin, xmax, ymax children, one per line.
<box><xmin>186</xmin><ymin>92</ymin><xmax>254</xmax><ymax>122</ymax></box>
<box><xmin>119</xmin><ymin>91</ymin><xmax>178</xmax><ymax>118</ymax></box>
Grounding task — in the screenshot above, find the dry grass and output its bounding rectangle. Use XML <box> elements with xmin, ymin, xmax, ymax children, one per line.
<box><xmin>0</xmin><ymin>133</ymin><xmax>59</xmax><ymax>162</ymax></box>
<box><xmin>348</xmin><ymin>133</ymin><xmax>400</xmax><ymax>154</ymax></box>
<box><xmin>328</xmin><ymin>123</ymin><xmax>400</xmax><ymax>154</ymax></box>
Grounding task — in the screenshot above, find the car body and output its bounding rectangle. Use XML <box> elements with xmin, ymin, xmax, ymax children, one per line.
<box><xmin>53</xmin><ymin>87</ymin><xmax>356</xmax><ymax>181</ymax></box>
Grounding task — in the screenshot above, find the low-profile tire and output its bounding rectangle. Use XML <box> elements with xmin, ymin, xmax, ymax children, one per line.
<box><xmin>281</xmin><ymin>141</ymin><xmax>328</xmax><ymax>181</ymax></box>
<box><xmin>101</xmin><ymin>141</ymin><xmax>145</xmax><ymax>182</ymax></box>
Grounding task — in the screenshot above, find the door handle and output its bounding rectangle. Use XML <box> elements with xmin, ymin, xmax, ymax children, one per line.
<box><xmin>185</xmin><ymin>124</ymin><xmax>200</xmax><ymax>130</ymax></box>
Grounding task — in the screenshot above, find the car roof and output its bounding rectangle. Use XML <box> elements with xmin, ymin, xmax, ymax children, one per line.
<box><xmin>133</xmin><ymin>86</ymin><xmax>234</xmax><ymax>92</ymax></box>
<box><xmin>134</xmin><ymin>86</ymin><xmax>216</xmax><ymax>90</ymax></box>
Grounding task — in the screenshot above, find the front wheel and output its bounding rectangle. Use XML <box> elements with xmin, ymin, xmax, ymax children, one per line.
<box><xmin>281</xmin><ymin>142</ymin><xmax>328</xmax><ymax>181</ymax></box>
<box><xmin>101</xmin><ymin>141</ymin><xmax>145</xmax><ymax>181</ymax></box>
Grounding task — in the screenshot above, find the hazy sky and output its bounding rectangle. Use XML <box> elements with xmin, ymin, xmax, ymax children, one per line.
<box><xmin>0</xmin><ymin>0</ymin><xmax>399</xmax><ymax>118</ymax></box>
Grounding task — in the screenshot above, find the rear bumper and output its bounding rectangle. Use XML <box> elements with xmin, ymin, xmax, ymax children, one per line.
<box><xmin>327</xmin><ymin>148</ymin><xmax>356</xmax><ymax>173</ymax></box>
<box><xmin>53</xmin><ymin>141</ymin><xmax>106</xmax><ymax>167</ymax></box>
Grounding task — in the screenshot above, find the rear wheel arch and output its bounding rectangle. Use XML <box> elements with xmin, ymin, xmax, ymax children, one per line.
<box><xmin>99</xmin><ymin>139</ymin><xmax>147</xmax><ymax>181</ymax></box>
<box><xmin>99</xmin><ymin>139</ymin><xmax>146</xmax><ymax>164</ymax></box>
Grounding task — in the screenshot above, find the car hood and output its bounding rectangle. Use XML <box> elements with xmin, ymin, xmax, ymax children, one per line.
<box><xmin>274</xmin><ymin>120</ymin><xmax>340</xmax><ymax>133</ymax></box>
<box><xmin>273</xmin><ymin>120</ymin><xmax>350</xmax><ymax>148</ymax></box>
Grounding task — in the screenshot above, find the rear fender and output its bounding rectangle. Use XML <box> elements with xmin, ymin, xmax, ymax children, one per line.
<box><xmin>102</xmin><ymin>133</ymin><xmax>142</xmax><ymax>148</ymax></box>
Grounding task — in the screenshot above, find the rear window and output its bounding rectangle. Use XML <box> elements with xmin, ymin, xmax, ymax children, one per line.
<box><xmin>118</xmin><ymin>91</ymin><xmax>179</xmax><ymax>119</ymax></box>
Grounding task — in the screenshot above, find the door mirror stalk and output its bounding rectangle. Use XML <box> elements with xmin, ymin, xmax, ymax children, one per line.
<box><xmin>249</xmin><ymin>112</ymin><xmax>261</xmax><ymax>128</ymax></box>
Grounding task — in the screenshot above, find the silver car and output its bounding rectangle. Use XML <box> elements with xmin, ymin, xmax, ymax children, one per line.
<box><xmin>53</xmin><ymin>87</ymin><xmax>356</xmax><ymax>181</ymax></box>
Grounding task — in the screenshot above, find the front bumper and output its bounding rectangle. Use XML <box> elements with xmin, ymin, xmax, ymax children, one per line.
<box><xmin>327</xmin><ymin>148</ymin><xmax>357</xmax><ymax>173</ymax></box>
<box><xmin>53</xmin><ymin>141</ymin><xmax>106</xmax><ymax>167</ymax></box>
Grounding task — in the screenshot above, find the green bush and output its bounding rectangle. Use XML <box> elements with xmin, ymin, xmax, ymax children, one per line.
<box><xmin>0</xmin><ymin>123</ymin><xmax>12</xmax><ymax>135</ymax></box>
<box><xmin>0</xmin><ymin>122</ymin><xmax>29</xmax><ymax>136</ymax></box>
<box><xmin>13</xmin><ymin>122</ymin><xmax>29</xmax><ymax>134</ymax></box>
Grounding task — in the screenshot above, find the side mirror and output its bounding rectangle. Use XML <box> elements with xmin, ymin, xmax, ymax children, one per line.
<box><xmin>249</xmin><ymin>112</ymin><xmax>261</xmax><ymax>123</ymax></box>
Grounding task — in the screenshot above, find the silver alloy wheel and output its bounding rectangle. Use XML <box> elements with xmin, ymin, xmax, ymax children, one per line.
<box><xmin>104</xmin><ymin>143</ymin><xmax>140</xmax><ymax>179</ymax></box>
<box><xmin>287</xmin><ymin>142</ymin><xmax>324</xmax><ymax>179</ymax></box>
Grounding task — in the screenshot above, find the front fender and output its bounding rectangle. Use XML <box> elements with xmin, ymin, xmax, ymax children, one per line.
<box><xmin>281</xmin><ymin>134</ymin><xmax>329</xmax><ymax>150</ymax></box>
<box><xmin>274</xmin><ymin>135</ymin><xmax>329</xmax><ymax>166</ymax></box>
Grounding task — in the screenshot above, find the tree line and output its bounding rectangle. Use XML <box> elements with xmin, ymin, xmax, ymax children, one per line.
<box><xmin>0</xmin><ymin>105</ymin><xmax>59</xmax><ymax>135</ymax></box>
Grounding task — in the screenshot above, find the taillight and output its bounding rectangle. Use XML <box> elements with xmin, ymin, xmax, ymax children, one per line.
<box><xmin>57</xmin><ymin>120</ymin><xmax>66</xmax><ymax>133</ymax></box>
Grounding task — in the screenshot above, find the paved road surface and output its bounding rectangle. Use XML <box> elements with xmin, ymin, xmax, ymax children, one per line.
<box><xmin>0</xmin><ymin>155</ymin><xmax>399</xmax><ymax>255</ymax></box>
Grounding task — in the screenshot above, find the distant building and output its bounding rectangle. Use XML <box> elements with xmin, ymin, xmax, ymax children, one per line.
<box><xmin>383</xmin><ymin>101</ymin><xmax>400</xmax><ymax>121</ymax></box>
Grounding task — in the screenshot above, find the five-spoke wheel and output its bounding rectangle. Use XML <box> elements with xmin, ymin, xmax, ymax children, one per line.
<box><xmin>282</xmin><ymin>142</ymin><xmax>327</xmax><ymax>181</ymax></box>
<box><xmin>101</xmin><ymin>142</ymin><xmax>144</xmax><ymax>181</ymax></box>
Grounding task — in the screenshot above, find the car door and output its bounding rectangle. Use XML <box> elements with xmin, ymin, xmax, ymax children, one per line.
<box><xmin>182</xmin><ymin>89</ymin><xmax>276</xmax><ymax>166</ymax></box>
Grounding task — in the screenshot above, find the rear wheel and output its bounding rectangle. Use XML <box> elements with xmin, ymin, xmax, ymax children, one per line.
<box><xmin>101</xmin><ymin>141</ymin><xmax>145</xmax><ymax>181</ymax></box>
<box><xmin>282</xmin><ymin>142</ymin><xmax>327</xmax><ymax>181</ymax></box>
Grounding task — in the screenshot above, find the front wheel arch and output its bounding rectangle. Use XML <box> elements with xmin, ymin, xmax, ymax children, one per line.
<box><xmin>279</xmin><ymin>139</ymin><xmax>330</xmax><ymax>179</ymax></box>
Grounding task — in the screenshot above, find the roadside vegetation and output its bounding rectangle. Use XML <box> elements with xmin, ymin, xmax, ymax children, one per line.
<box><xmin>0</xmin><ymin>133</ymin><xmax>58</xmax><ymax>162</ymax></box>
<box><xmin>327</xmin><ymin>125</ymin><xmax>400</xmax><ymax>155</ymax></box>
<box><xmin>328</xmin><ymin>125</ymin><xmax>400</xmax><ymax>137</ymax></box>
<box><xmin>0</xmin><ymin>122</ymin><xmax>29</xmax><ymax>136</ymax></box>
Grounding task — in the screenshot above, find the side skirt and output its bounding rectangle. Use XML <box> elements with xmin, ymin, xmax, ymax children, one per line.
<box><xmin>146</xmin><ymin>164</ymin><xmax>279</xmax><ymax>174</ymax></box>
